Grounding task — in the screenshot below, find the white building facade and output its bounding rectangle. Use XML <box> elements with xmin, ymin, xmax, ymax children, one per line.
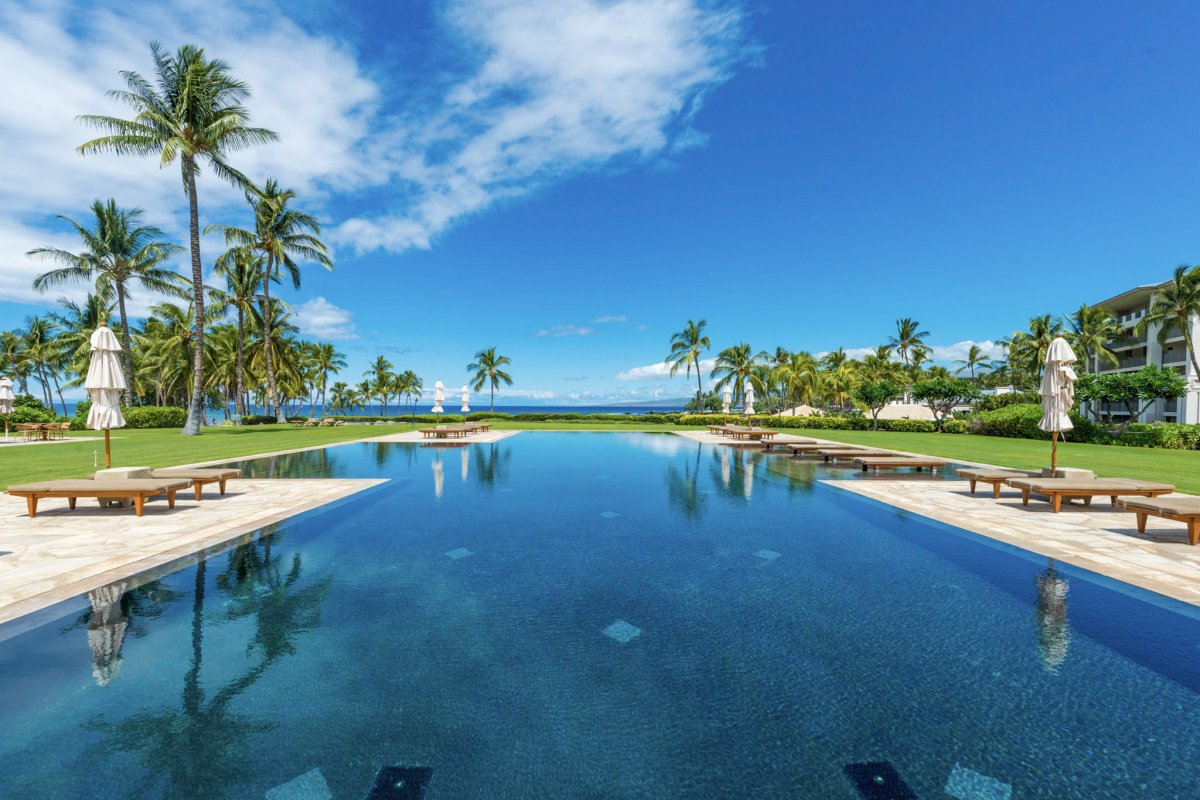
<box><xmin>1092</xmin><ymin>283</ymin><xmax>1200</xmax><ymax>424</ymax></box>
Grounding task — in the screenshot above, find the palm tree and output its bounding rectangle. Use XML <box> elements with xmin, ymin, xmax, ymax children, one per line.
<box><xmin>887</xmin><ymin>318</ymin><xmax>931</xmax><ymax>368</ymax></box>
<box><xmin>1008</xmin><ymin>314</ymin><xmax>1063</xmax><ymax>383</ymax></box>
<box><xmin>79</xmin><ymin>42</ymin><xmax>278</xmax><ymax>435</ymax></box>
<box><xmin>209</xmin><ymin>179</ymin><xmax>332</xmax><ymax>423</ymax></box>
<box><xmin>214</xmin><ymin>249</ymin><xmax>263</xmax><ymax>418</ymax></box>
<box><xmin>0</xmin><ymin>332</ymin><xmax>31</xmax><ymax>394</ymax></box>
<box><xmin>28</xmin><ymin>199</ymin><xmax>184</xmax><ymax>402</ymax></box>
<box><xmin>310</xmin><ymin>343</ymin><xmax>345</xmax><ymax>416</ymax></box>
<box><xmin>22</xmin><ymin>317</ymin><xmax>59</xmax><ymax>409</ymax></box>
<box><xmin>773</xmin><ymin>350</ymin><xmax>820</xmax><ymax>409</ymax></box>
<box><xmin>355</xmin><ymin>380</ymin><xmax>373</xmax><ymax>414</ymax></box>
<box><xmin>1136</xmin><ymin>265</ymin><xmax>1200</xmax><ymax>379</ymax></box>
<box><xmin>665</xmin><ymin>320</ymin><xmax>711</xmax><ymax>410</ymax></box>
<box><xmin>710</xmin><ymin>343</ymin><xmax>765</xmax><ymax>407</ymax></box>
<box><xmin>467</xmin><ymin>347</ymin><xmax>513</xmax><ymax>412</ymax></box>
<box><xmin>328</xmin><ymin>382</ymin><xmax>353</xmax><ymax>416</ymax></box>
<box><xmin>1067</xmin><ymin>303</ymin><xmax>1123</xmax><ymax>373</ymax></box>
<box><xmin>364</xmin><ymin>356</ymin><xmax>393</xmax><ymax>416</ymax></box>
<box><xmin>954</xmin><ymin>344</ymin><xmax>990</xmax><ymax>381</ymax></box>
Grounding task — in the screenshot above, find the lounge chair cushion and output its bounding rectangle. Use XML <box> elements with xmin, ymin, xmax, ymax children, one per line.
<box><xmin>957</xmin><ymin>468</ymin><xmax>1044</xmax><ymax>480</ymax></box>
<box><xmin>8</xmin><ymin>479</ymin><xmax>191</xmax><ymax>493</ymax></box>
<box><xmin>1007</xmin><ymin>478</ymin><xmax>1174</xmax><ymax>492</ymax></box>
<box><xmin>1120</xmin><ymin>497</ymin><xmax>1200</xmax><ymax>515</ymax></box>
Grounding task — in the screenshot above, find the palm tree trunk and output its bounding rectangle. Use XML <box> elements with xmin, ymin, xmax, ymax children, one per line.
<box><xmin>695</xmin><ymin>366</ymin><xmax>703</xmax><ymax>412</ymax></box>
<box><xmin>235</xmin><ymin>308</ymin><xmax>246</xmax><ymax>421</ymax></box>
<box><xmin>115</xmin><ymin>283</ymin><xmax>136</xmax><ymax>406</ymax></box>
<box><xmin>51</xmin><ymin>368</ymin><xmax>67</xmax><ymax>417</ymax></box>
<box><xmin>261</xmin><ymin>253</ymin><xmax>286</xmax><ymax>424</ymax></box>
<box><xmin>182</xmin><ymin>157</ymin><xmax>205</xmax><ymax>437</ymax></box>
<box><xmin>490</xmin><ymin>382</ymin><xmax>495</xmax><ymax>412</ymax></box>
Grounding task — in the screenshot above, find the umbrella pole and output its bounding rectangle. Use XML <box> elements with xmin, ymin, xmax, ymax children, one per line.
<box><xmin>104</xmin><ymin>429</ymin><xmax>111</xmax><ymax>469</ymax></box>
<box><xmin>1050</xmin><ymin>431</ymin><xmax>1058</xmax><ymax>475</ymax></box>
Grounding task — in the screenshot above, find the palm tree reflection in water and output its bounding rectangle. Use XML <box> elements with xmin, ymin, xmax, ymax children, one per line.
<box><xmin>665</xmin><ymin>443</ymin><xmax>707</xmax><ymax>521</ymax></box>
<box><xmin>86</xmin><ymin>533</ymin><xmax>331</xmax><ymax>799</ymax></box>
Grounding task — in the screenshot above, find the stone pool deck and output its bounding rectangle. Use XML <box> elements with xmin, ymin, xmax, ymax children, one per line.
<box><xmin>829</xmin><ymin>478</ymin><xmax>1200</xmax><ymax>606</ymax></box>
<box><xmin>673</xmin><ymin>429</ymin><xmax>1200</xmax><ymax>606</ymax></box>
<box><xmin>0</xmin><ymin>478</ymin><xmax>384</xmax><ymax>625</ymax></box>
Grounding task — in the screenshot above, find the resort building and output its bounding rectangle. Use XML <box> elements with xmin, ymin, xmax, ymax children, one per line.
<box><xmin>1093</xmin><ymin>281</ymin><xmax>1200</xmax><ymax>423</ymax></box>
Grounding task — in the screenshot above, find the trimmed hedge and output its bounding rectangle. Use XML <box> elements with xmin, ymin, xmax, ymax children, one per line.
<box><xmin>969</xmin><ymin>403</ymin><xmax>1099</xmax><ymax>442</ymax></box>
<box><xmin>123</xmin><ymin>406</ymin><xmax>188</xmax><ymax>428</ymax></box>
<box><xmin>942</xmin><ymin>419</ymin><xmax>969</xmax><ymax>435</ymax></box>
<box><xmin>1111</xmin><ymin>422</ymin><xmax>1200</xmax><ymax>450</ymax></box>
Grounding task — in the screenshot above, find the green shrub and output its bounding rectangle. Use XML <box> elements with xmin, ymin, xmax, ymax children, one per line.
<box><xmin>878</xmin><ymin>418</ymin><xmax>936</xmax><ymax>433</ymax></box>
<box><xmin>942</xmin><ymin>419</ymin><xmax>969</xmax><ymax>435</ymax></box>
<box><xmin>1113</xmin><ymin>422</ymin><xmax>1200</xmax><ymax>450</ymax></box>
<box><xmin>973</xmin><ymin>391</ymin><xmax>1039</xmax><ymax>413</ymax></box>
<box><xmin>12</xmin><ymin>394</ymin><xmax>50</xmax><ymax>412</ymax></box>
<box><xmin>123</xmin><ymin>406</ymin><xmax>188</xmax><ymax>428</ymax></box>
<box><xmin>969</xmin><ymin>403</ymin><xmax>1098</xmax><ymax>442</ymax></box>
<box><xmin>6</xmin><ymin>405</ymin><xmax>56</xmax><ymax>424</ymax></box>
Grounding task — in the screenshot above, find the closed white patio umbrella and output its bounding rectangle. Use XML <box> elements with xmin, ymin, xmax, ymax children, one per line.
<box><xmin>721</xmin><ymin>385</ymin><xmax>732</xmax><ymax>414</ymax></box>
<box><xmin>432</xmin><ymin>380</ymin><xmax>444</xmax><ymax>423</ymax></box>
<box><xmin>743</xmin><ymin>380</ymin><xmax>755</xmax><ymax>416</ymax></box>
<box><xmin>86</xmin><ymin>581</ymin><xmax>129</xmax><ymax>687</ymax></box>
<box><xmin>461</xmin><ymin>385</ymin><xmax>470</xmax><ymax>417</ymax></box>
<box><xmin>0</xmin><ymin>375</ymin><xmax>13</xmax><ymax>439</ymax></box>
<box><xmin>1038</xmin><ymin>335</ymin><xmax>1078</xmax><ymax>474</ymax></box>
<box><xmin>86</xmin><ymin>322</ymin><xmax>127</xmax><ymax>468</ymax></box>
<box><xmin>432</xmin><ymin>451</ymin><xmax>444</xmax><ymax>498</ymax></box>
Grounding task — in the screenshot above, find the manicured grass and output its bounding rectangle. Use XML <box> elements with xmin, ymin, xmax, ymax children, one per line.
<box><xmin>767</xmin><ymin>428</ymin><xmax>1200</xmax><ymax>495</ymax></box>
<box><xmin>0</xmin><ymin>421</ymin><xmax>681</xmax><ymax>489</ymax></box>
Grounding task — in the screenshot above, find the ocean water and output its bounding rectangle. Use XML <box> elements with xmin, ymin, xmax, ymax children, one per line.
<box><xmin>1</xmin><ymin>433</ymin><xmax>1198</xmax><ymax>798</ymax></box>
<box><xmin>50</xmin><ymin>402</ymin><xmax>687</xmax><ymax>420</ymax></box>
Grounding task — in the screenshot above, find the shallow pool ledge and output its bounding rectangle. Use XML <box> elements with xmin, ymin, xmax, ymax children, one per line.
<box><xmin>0</xmin><ymin>478</ymin><xmax>385</xmax><ymax>625</ymax></box>
<box><xmin>826</xmin><ymin>478</ymin><xmax>1200</xmax><ymax>607</ymax></box>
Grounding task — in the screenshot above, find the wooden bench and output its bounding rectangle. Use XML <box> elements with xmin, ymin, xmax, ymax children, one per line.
<box><xmin>814</xmin><ymin>448</ymin><xmax>893</xmax><ymax>462</ymax></box>
<box><xmin>855</xmin><ymin>456</ymin><xmax>945</xmax><ymax>473</ymax></box>
<box><xmin>149</xmin><ymin>468</ymin><xmax>242</xmax><ymax>500</ymax></box>
<box><xmin>1118</xmin><ymin>497</ymin><xmax>1200</xmax><ymax>546</ymax></box>
<box><xmin>1005</xmin><ymin>478</ymin><xmax>1175</xmax><ymax>514</ymax></box>
<box><xmin>760</xmin><ymin>439</ymin><xmax>817</xmax><ymax>451</ymax></box>
<box><xmin>420</xmin><ymin>427</ymin><xmax>470</xmax><ymax>439</ymax></box>
<box><xmin>7</xmin><ymin>479</ymin><xmax>192</xmax><ymax>518</ymax></box>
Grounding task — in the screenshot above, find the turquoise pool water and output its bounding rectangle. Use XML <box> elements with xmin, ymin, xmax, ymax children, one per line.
<box><xmin>1</xmin><ymin>432</ymin><xmax>1199</xmax><ymax>798</ymax></box>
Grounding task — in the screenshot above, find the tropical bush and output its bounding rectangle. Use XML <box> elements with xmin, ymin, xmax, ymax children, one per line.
<box><xmin>1110</xmin><ymin>422</ymin><xmax>1200</xmax><ymax>450</ymax></box>
<box><xmin>6</xmin><ymin>405</ymin><xmax>57</xmax><ymax>424</ymax></box>
<box><xmin>123</xmin><ymin>406</ymin><xmax>188</xmax><ymax>428</ymax></box>
<box><xmin>973</xmin><ymin>391</ymin><xmax>1040</xmax><ymax>413</ymax></box>
<box><xmin>969</xmin><ymin>403</ymin><xmax>1099</xmax><ymax>441</ymax></box>
<box><xmin>942</xmin><ymin>419</ymin><xmax>969</xmax><ymax>434</ymax></box>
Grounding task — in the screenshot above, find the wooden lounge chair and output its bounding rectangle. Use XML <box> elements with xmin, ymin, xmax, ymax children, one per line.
<box><xmin>814</xmin><ymin>448</ymin><xmax>895</xmax><ymax>462</ymax></box>
<box><xmin>855</xmin><ymin>456</ymin><xmax>945</xmax><ymax>473</ymax></box>
<box><xmin>420</xmin><ymin>427</ymin><xmax>468</xmax><ymax>439</ymax></box>
<box><xmin>148</xmin><ymin>468</ymin><xmax>242</xmax><ymax>500</ymax></box>
<box><xmin>1118</xmin><ymin>497</ymin><xmax>1200</xmax><ymax>545</ymax></box>
<box><xmin>1004</xmin><ymin>477</ymin><xmax>1175</xmax><ymax>513</ymax></box>
<box><xmin>760</xmin><ymin>438</ymin><xmax>816</xmax><ymax>451</ymax></box>
<box><xmin>7</xmin><ymin>478</ymin><xmax>192</xmax><ymax>518</ymax></box>
<box><xmin>957</xmin><ymin>468</ymin><xmax>1091</xmax><ymax>499</ymax></box>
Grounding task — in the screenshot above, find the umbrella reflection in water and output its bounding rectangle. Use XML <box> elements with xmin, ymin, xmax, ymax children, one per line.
<box><xmin>86</xmin><ymin>580</ymin><xmax>129</xmax><ymax>686</ymax></box>
<box><xmin>1035</xmin><ymin>559</ymin><xmax>1070</xmax><ymax>672</ymax></box>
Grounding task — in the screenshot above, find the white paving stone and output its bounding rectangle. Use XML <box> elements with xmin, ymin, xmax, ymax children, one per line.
<box><xmin>599</xmin><ymin>511</ymin><xmax>620</xmax><ymax>519</ymax></box>
<box><xmin>754</xmin><ymin>549</ymin><xmax>781</xmax><ymax>561</ymax></box>
<box><xmin>265</xmin><ymin>768</ymin><xmax>333</xmax><ymax>800</ymax></box>
<box><xmin>445</xmin><ymin>548</ymin><xmax>473</xmax><ymax>560</ymax></box>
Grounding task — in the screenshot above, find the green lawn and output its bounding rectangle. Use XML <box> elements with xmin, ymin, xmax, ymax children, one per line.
<box><xmin>2</xmin><ymin>423</ymin><xmax>1195</xmax><ymax>496</ymax></box>
<box><xmin>767</xmin><ymin>427</ymin><xmax>1200</xmax><ymax>494</ymax></box>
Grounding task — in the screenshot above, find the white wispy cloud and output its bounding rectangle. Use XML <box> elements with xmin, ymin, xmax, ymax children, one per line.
<box><xmin>0</xmin><ymin>0</ymin><xmax>378</xmax><ymax>311</ymax></box>
<box><xmin>294</xmin><ymin>297</ymin><xmax>359</xmax><ymax>340</ymax></box>
<box><xmin>535</xmin><ymin>324</ymin><xmax>596</xmax><ymax>337</ymax></box>
<box><xmin>616</xmin><ymin>356</ymin><xmax>716</xmax><ymax>381</ymax></box>
<box><xmin>332</xmin><ymin>0</ymin><xmax>752</xmax><ymax>252</ymax></box>
<box><xmin>594</xmin><ymin>315</ymin><xmax>628</xmax><ymax>324</ymax></box>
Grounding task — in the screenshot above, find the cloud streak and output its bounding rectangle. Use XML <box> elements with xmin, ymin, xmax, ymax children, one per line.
<box><xmin>333</xmin><ymin>0</ymin><xmax>752</xmax><ymax>252</ymax></box>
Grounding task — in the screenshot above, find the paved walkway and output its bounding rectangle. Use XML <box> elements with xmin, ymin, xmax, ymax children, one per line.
<box><xmin>0</xmin><ymin>478</ymin><xmax>384</xmax><ymax>625</ymax></box>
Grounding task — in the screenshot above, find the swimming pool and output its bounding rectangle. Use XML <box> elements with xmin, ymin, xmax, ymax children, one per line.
<box><xmin>1</xmin><ymin>432</ymin><xmax>1198</xmax><ymax>798</ymax></box>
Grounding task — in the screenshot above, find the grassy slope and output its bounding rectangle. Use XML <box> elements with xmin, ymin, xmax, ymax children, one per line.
<box><xmin>0</xmin><ymin>422</ymin><xmax>681</xmax><ymax>489</ymax></box>
<box><xmin>768</xmin><ymin>428</ymin><xmax>1200</xmax><ymax>494</ymax></box>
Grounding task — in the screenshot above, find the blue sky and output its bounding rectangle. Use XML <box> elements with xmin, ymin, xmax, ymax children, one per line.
<box><xmin>1</xmin><ymin>0</ymin><xmax>1198</xmax><ymax>403</ymax></box>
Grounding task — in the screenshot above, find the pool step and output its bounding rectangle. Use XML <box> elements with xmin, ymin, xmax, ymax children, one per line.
<box><xmin>365</xmin><ymin>766</ymin><xmax>433</xmax><ymax>799</ymax></box>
